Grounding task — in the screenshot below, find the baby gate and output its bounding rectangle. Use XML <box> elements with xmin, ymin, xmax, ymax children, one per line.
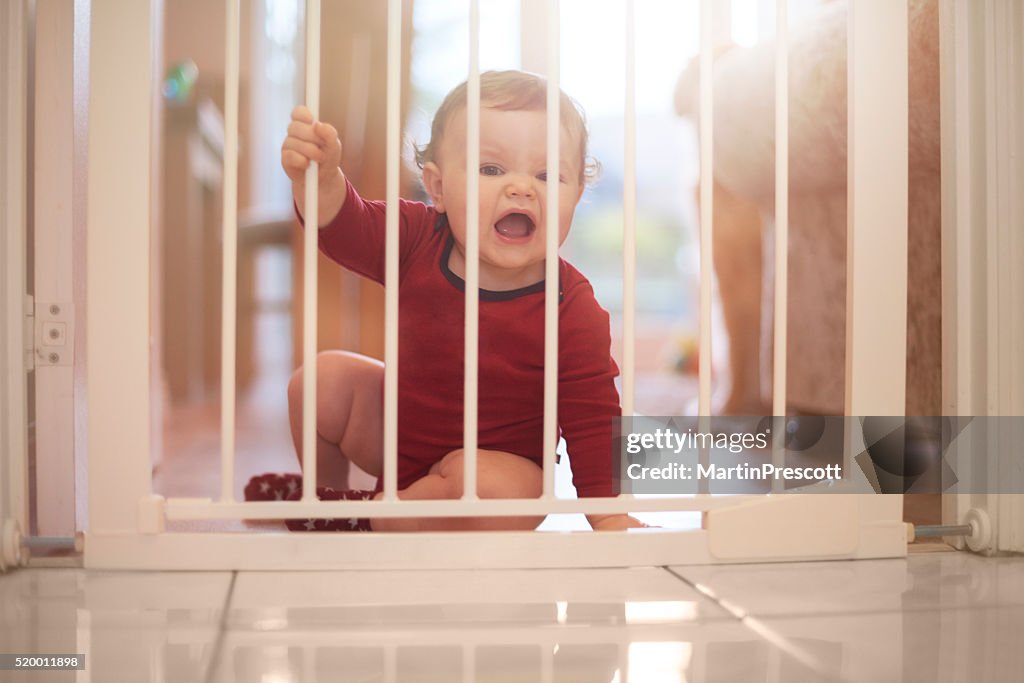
<box><xmin>31</xmin><ymin>0</ymin><xmax>915</xmax><ymax>570</ymax></box>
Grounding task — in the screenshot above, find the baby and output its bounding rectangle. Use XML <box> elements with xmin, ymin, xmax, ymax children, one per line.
<box><xmin>248</xmin><ymin>70</ymin><xmax>643</xmax><ymax>532</ymax></box>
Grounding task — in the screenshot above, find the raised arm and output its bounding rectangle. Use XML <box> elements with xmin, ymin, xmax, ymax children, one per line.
<box><xmin>281</xmin><ymin>105</ymin><xmax>347</xmax><ymax>226</ymax></box>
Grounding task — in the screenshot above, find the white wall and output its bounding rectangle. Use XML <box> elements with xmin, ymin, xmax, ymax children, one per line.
<box><xmin>1</xmin><ymin>0</ymin><xmax>29</xmax><ymax>570</ymax></box>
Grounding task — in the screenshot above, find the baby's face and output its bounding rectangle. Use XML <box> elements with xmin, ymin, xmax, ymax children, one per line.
<box><xmin>422</xmin><ymin>106</ymin><xmax>585</xmax><ymax>291</ymax></box>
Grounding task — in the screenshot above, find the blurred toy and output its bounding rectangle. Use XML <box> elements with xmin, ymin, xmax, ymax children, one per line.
<box><xmin>162</xmin><ymin>60</ymin><xmax>198</xmax><ymax>104</ymax></box>
<box><xmin>670</xmin><ymin>333</ymin><xmax>700</xmax><ymax>376</ymax></box>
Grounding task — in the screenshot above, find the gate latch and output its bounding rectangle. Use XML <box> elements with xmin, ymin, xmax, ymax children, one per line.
<box><xmin>34</xmin><ymin>302</ymin><xmax>74</xmax><ymax>367</ymax></box>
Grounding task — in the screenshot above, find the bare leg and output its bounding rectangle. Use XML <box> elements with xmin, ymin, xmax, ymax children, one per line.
<box><xmin>288</xmin><ymin>358</ymin><xmax>542</xmax><ymax>531</ymax></box>
<box><xmin>709</xmin><ymin>180</ymin><xmax>768</xmax><ymax>415</ymax></box>
<box><xmin>371</xmin><ymin>449</ymin><xmax>545</xmax><ymax>532</ymax></box>
<box><xmin>287</xmin><ymin>350</ymin><xmax>384</xmax><ymax>490</ymax></box>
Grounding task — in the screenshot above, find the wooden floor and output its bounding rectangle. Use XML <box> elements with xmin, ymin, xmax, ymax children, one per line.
<box><xmin>155</xmin><ymin>310</ymin><xmax>298</xmax><ymax>532</ymax></box>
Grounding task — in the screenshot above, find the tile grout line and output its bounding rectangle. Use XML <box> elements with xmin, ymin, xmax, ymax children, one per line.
<box><xmin>663</xmin><ymin>566</ymin><xmax>844</xmax><ymax>682</ymax></box>
<box><xmin>660</xmin><ymin>565</ymin><xmax>738</xmax><ymax>622</ymax></box>
<box><xmin>202</xmin><ymin>570</ymin><xmax>239</xmax><ymax>683</ymax></box>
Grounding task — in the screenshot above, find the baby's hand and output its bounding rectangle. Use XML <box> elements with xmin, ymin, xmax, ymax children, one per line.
<box><xmin>588</xmin><ymin>514</ymin><xmax>651</xmax><ymax>531</ymax></box>
<box><xmin>282</xmin><ymin>106</ymin><xmax>347</xmax><ymax>225</ymax></box>
<box><xmin>281</xmin><ymin>105</ymin><xmax>342</xmax><ymax>186</ymax></box>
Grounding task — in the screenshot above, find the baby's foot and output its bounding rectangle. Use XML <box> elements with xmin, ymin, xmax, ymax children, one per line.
<box><xmin>285</xmin><ymin>486</ymin><xmax>375</xmax><ymax>532</ymax></box>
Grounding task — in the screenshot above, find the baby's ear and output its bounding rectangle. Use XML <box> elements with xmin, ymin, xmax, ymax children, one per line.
<box><xmin>421</xmin><ymin>162</ymin><xmax>446</xmax><ymax>213</ymax></box>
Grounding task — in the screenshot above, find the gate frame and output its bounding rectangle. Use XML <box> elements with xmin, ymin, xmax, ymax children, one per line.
<box><xmin>82</xmin><ymin>0</ymin><xmax>910</xmax><ymax>571</ymax></box>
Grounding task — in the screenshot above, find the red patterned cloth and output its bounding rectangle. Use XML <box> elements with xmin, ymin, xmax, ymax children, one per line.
<box><xmin>244</xmin><ymin>473</ymin><xmax>374</xmax><ymax>532</ymax></box>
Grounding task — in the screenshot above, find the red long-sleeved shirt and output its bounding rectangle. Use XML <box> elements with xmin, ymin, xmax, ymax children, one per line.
<box><xmin>315</xmin><ymin>180</ymin><xmax>621</xmax><ymax>497</ymax></box>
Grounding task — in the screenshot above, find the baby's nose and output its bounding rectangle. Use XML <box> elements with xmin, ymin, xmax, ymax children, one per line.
<box><xmin>504</xmin><ymin>176</ymin><xmax>536</xmax><ymax>198</ymax></box>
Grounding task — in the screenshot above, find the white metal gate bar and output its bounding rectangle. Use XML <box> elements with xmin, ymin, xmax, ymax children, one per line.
<box><xmin>301</xmin><ymin>0</ymin><xmax>322</xmax><ymax>500</ymax></box>
<box><xmin>219</xmin><ymin>0</ymin><xmax>240</xmax><ymax>504</ymax></box>
<box><xmin>771</xmin><ymin>0</ymin><xmax>788</xmax><ymax>492</ymax></box>
<box><xmin>698</xmin><ymin>0</ymin><xmax>714</xmax><ymax>417</ymax></box>
<box><xmin>772</xmin><ymin>0</ymin><xmax>788</xmax><ymax>417</ymax></box>
<box><xmin>845</xmin><ymin>0</ymin><xmax>908</xmax><ymax>415</ymax></box>
<box><xmin>462</xmin><ymin>0</ymin><xmax>481</xmax><ymax>500</ymax></box>
<box><xmin>384</xmin><ymin>647</ymin><xmax>397</xmax><ymax>683</ymax></box>
<box><xmin>622</xmin><ymin>0</ymin><xmax>637</xmax><ymax>418</ymax></box>
<box><xmin>540</xmin><ymin>646</ymin><xmax>553</xmax><ymax>683</ymax></box>
<box><xmin>542</xmin><ymin>0</ymin><xmax>561</xmax><ymax>499</ymax></box>
<box><xmin>166</xmin><ymin>494</ymin><xmax>758</xmax><ymax>521</ymax></box>
<box><xmin>462</xmin><ymin>646</ymin><xmax>475</xmax><ymax>683</ymax></box>
<box><xmin>87</xmin><ymin>0</ymin><xmax>154</xmax><ymax>535</ymax></box>
<box><xmin>382</xmin><ymin>0</ymin><xmax>402</xmax><ymax>501</ymax></box>
<box><xmin>695</xmin><ymin>0</ymin><xmax>715</xmax><ymax>498</ymax></box>
<box><xmin>942</xmin><ymin>0</ymin><xmax>974</xmax><ymax>415</ymax></box>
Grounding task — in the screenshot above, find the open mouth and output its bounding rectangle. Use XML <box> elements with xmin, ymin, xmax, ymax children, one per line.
<box><xmin>494</xmin><ymin>212</ymin><xmax>536</xmax><ymax>240</ymax></box>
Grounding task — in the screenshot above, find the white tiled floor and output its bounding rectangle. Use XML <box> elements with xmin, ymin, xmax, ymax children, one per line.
<box><xmin>3</xmin><ymin>548</ymin><xmax>1024</xmax><ymax>682</ymax></box>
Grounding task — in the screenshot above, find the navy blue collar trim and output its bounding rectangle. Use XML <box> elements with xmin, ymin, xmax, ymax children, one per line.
<box><xmin>435</xmin><ymin>213</ymin><xmax>563</xmax><ymax>303</ymax></box>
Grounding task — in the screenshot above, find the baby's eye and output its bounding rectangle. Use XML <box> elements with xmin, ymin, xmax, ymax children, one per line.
<box><xmin>537</xmin><ymin>171</ymin><xmax>566</xmax><ymax>183</ymax></box>
<box><xmin>480</xmin><ymin>164</ymin><xmax>503</xmax><ymax>176</ymax></box>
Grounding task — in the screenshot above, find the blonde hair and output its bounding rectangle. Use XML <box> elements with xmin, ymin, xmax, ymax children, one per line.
<box><xmin>414</xmin><ymin>70</ymin><xmax>600</xmax><ymax>184</ymax></box>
